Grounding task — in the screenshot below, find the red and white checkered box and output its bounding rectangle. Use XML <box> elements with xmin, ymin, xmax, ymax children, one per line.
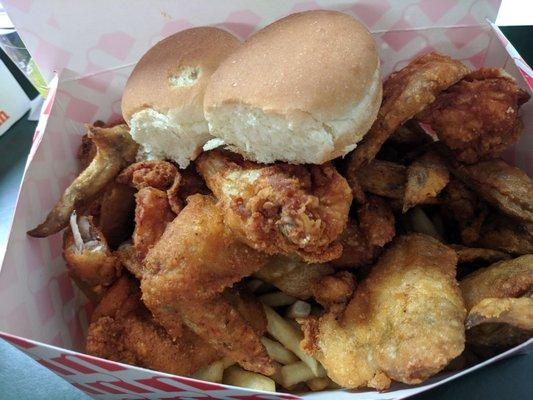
<box><xmin>1</xmin><ymin>1</ymin><xmax>531</xmax><ymax>399</ymax></box>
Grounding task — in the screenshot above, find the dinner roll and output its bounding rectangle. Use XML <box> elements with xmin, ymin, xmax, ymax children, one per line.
<box><xmin>204</xmin><ymin>10</ymin><xmax>382</xmax><ymax>164</ymax></box>
<box><xmin>122</xmin><ymin>27</ymin><xmax>240</xmax><ymax>168</ymax></box>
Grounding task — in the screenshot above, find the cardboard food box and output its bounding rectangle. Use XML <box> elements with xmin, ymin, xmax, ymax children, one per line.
<box><xmin>1</xmin><ymin>1</ymin><xmax>531</xmax><ymax>399</ymax></box>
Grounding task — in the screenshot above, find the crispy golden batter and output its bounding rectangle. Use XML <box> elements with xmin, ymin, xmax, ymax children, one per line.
<box><xmin>133</xmin><ymin>187</ymin><xmax>175</xmax><ymax>258</ymax></box>
<box><xmin>451</xmin><ymin>245</ymin><xmax>511</xmax><ymax>265</ymax></box>
<box><xmin>142</xmin><ymin>194</ymin><xmax>274</xmax><ymax>375</ymax></box>
<box><xmin>98</xmin><ymin>182</ymin><xmax>135</xmax><ymax>249</ymax></box>
<box><xmin>77</xmin><ymin>134</ymin><xmax>96</xmax><ymax>171</ymax></box>
<box><xmin>117</xmin><ymin>160</ymin><xmax>178</xmax><ymax>190</ymax></box>
<box><xmin>301</xmin><ymin>234</ymin><xmax>465</xmax><ymax>390</ymax></box>
<box><xmin>197</xmin><ymin>150</ymin><xmax>351</xmax><ymax>263</ymax></box>
<box><xmin>63</xmin><ymin>214</ymin><xmax>121</xmax><ymax>298</ymax></box>
<box><xmin>404</xmin><ymin>151</ymin><xmax>449</xmax><ymax>212</ymax></box>
<box><xmin>460</xmin><ymin>255</ymin><xmax>533</xmax><ymax>347</ymax></box>
<box><xmin>459</xmin><ymin>254</ymin><xmax>533</xmax><ymax>310</ymax></box>
<box><xmin>476</xmin><ymin>215</ymin><xmax>533</xmax><ymax>255</ymax></box>
<box><xmin>330</xmin><ymin>219</ymin><xmax>378</xmax><ymax>268</ymax></box>
<box><xmin>442</xmin><ymin>179</ymin><xmax>488</xmax><ymax>245</ymax></box>
<box><xmin>357</xmin><ymin>195</ymin><xmax>395</xmax><ymax>247</ymax></box>
<box><xmin>347</xmin><ymin>52</ymin><xmax>469</xmax><ymax>172</ymax></box>
<box><xmin>465</xmin><ymin>297</ymin><xmax>533</xmax><ymax>347</ymax></box>
<box><xmin>254</xmin><ymin>256</ymin><xmax>334</xmax><ymax>300</ymax></box>
<box><xmin>312</xmin><ymin>271</ymin><xmax>356</xmax><ymax>310</ymax></box>
<box><xmin>452</xmin><ymin>159</ymin><xmax>533</xmax><ymax>223</ymax></box>
<box><xmin>28</xmin><ymin>124</ymin><xmax>138</xmax><ymax>237</ymax></box>
<box><xmin>418</xmin><ymin>68</ymin><xmax>530</xmax><ymax>164</ymax></box>
<box><xmin>357</xmin><ymin>160</ymin><xmax>406</xmax><ymax>200</ymax></box>
<box><xmin>86</xmin><ymin>275</ymin><xmax>220</xmax><ymax>375</ymax></box>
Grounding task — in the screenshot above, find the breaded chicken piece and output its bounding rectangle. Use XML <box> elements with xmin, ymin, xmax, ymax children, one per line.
<box><xmin>357</xmin><ymin>195</ymin><xmax>396</xmax><ymax>248</ymax></box>
<box><xmin>301</xmin><ymin>234</ymin><xmax>465</xmax><ymax>390</ymax></box>
<box><xmin>442</xmin><ymin>178</ymin><xmax>488</xmax><ymax>245</ymax></box>
<box><xmin>254</xmin><ymin>255</ymin><xmax>334</xmax><ymax>300</ymax></box>
<box><xmin>418</xmin><ymin>68</ymin><xmax>530</xmax><ymax>164</ymax></box>
<box><xmin>330</xmin><ymin>219</ymin><xmax>378</xmax><ymax>268</ymax></box>
<box><xmin>332</xmin><ymin>197</ymin><xmax>395</xmax><ymax>269</ymax></box>
<box><xmin>196</xmin><ymin>150</ymin><xmax>351</xmax><ymax>263</ymax></box>
<box><xmin>404</xmin><ymin>151</ymin><xmax>449</xmax><ymax>212</ymax></box>
<box><xmin>476</xmin><ymin>214</ymin><xmax>533</xmax><ymax>255</ymax></box>
<box><xmin>133</xmin><ymin>187</ymin><xmax>175</xmax><ymax>258</ymax></box>
<box><xmin>142</xmin><ymin>194</ymin><xmax>275</xmax><ymax>375</ymax></box>
<box><xmin>460</xmin><ymin>255</ymin><xmax>533</xmax><ymax>346</ymax></box>
<box><xmin>117</xmin><ymin>160</ymin><xmax>178</xmax><ymax>190</ymax></box>
<box><xmin>347</xmin><ymin>52</ymin><xmax>469</xmax><ymax>173</ymax></box>
<box><xmin>459</xmin><ymin>254</ymin><xmax>533</xmax><ymax>311</ymax></box>
<box><xmin>452</xmin><ymin>159</ymin><xmax>533</xmax><ymax>223</ymax></box>
<box><xmin>63</xmin><ymin>214</ymin><xmax>121</xmax><ymax>300</ymax></box>
<box><xmin>86</xmin><ymin>275</ymin><xmax>220</xmax><ymax>375</ymax></box>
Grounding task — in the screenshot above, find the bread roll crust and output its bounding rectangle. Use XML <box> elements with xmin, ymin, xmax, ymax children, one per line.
<box><xmin>204</xmin><ymin>10</ymin><xmax>382</xmax><ymax>164</ymax></box>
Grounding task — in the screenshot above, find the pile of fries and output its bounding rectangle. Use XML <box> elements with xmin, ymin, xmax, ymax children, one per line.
<box><xmin>28</xmin><ymin>49</ymin><xmax>532</xmax><ymax>394</ymax></box>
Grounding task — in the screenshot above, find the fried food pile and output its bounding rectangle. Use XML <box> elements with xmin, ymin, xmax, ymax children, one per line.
<box><xmin>28</xmin><ymin>51</ymin><xmax>532</xmax><ymax>394</ymax></box>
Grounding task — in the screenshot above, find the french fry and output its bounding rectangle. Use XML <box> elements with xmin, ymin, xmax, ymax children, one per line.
<box><xmin>192</xmin><ymin>359</ymin><xmax>224</xmax><ymax>383</ymax></box>
<box><xmin>263</xmin><ymin>305</ymin><xmax>320</xmax><ymax>375</ymax></box>
<box><xmin>259</xmin><ymin>292</ymin><xmax>298</xmax><ymax>307</ymax></box>
<box><xmin>223</xmin><ymin>366</ymin><xmax>276</xmax><ymax>392</ymax></box>
<box><xmin>261</xmin><ymin>337</ymin><xmax>299</xmax><ymax>365</ymax></box>
<box><xmin>280</xmin><ymin>361</ymin><xmax>326</xmax><ymax>388</ymax></box>
<box><xmin>306</xmin><ymin>377</ymin><xmax>330</xmax><ymax>391</ymax></box>
<box><xmin>286</xmin><ymin>301</ymin><xmax>311</xmax><ymax>319</ymax></box>
<box><xmin>409</xmin><ymin>207</ymin><xmax>443</xmax><ymax>240</ymax></box>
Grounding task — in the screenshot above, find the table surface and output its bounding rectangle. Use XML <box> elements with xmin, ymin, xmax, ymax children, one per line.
<box><xmin>1</xmin><ymin>26</ymin><xmax>532</xmax><ymax>400</ymax></box>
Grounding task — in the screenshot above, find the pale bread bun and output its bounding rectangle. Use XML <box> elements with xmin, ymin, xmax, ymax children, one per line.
<box><xmin>122</xmin><ymin>27</ymin><xmax>240</xmax><ymax>168</ymax></box>
<box><xmin>204</xmin><ymin>10</ymin><xmax>382</xmax><ymax>164</ymax></box>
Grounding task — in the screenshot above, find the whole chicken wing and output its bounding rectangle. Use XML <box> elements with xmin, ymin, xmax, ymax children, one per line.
<box><xmin>142</xmin><ymin>194</ymin><xmax>275</xmax><ymax>375</ymax></box>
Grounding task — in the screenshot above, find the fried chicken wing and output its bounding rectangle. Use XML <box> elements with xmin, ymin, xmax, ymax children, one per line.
<box><xmin>301</xmin><ymin>234</ymin><xmax>465</xmax><ymax>390</ymax></box>
<box><xmin>404</xmin><ymin>151</ymin><xmax>449</xmax><ymax>212</ymax></box>
<box><xmin>418</xmin><ymin>68</ymin><xmax>530</xmax><ymax>164</ymax></box>
<box><xmin>460</xmin><ymin>255</ymin><xmax>533</xmax><ymax>347</ymax></box>
<box><xmin>63</xmin><ymin>213</ymin><xmax>121</xmax><ymax>299</ymax></box>
<box><xmin>452</xmin><ymin>159</ymin><xmax>533</xmax><ymax>223</ymax></box>
<box><xmin>476</xmin><ymin>215</ymin><xmax>533</xmax><ymax>255</ymax></box>
<box><xmin>196</xmin><ymin>150</ymin><xmax>352</xmax><ymax>263</ymax></box>
<box><xmin>142</xmin><ymin>194</ymin><xmax>275</xmax><ymax>375</ymax></box>
<box><xmin>28</xmin><ymin>124</ymin><xmax>138</xmax><ymax>237</ymax></box>
<box><xmin>451</xmin><ymin>245</ymin><xmax>510</xmax><ymax>265</ymax></box>
<box><xmin>86</xmin><ymin>275</ymin><xmax>220</xmax><ymax>375</ymax></box>
<box><xmin>347</xmin><ymin>52</ymin><xmax>469</xmax><ymax>173</ymax></box>
<box><xmin>465</xmin><ymin>297</ymin><xmax>533</xmax><ymax>347</ymax></box>
<box><xmin>459</xmin><ymin>254</ymin><xmax>533</xmax><ymax>311</ymax></box>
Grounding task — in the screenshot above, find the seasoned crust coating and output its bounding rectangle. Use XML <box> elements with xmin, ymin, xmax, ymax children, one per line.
<box><xmin>418</xmin><ymin>68</ymin><xmax>530</xmax><ymax>164</ymax></box>
<box><xmin>347</xmin><ymin>52</ymin><xmax>469</xmax><ymax>171</ymax></box>
<box><xmin>142</xmin><ymin>194</ymin><xmax>274</xmax><ymax>375</ymax></box>
<box><xmin>86</xmin><ymin>275</ymin><xmax>220</xmax><ymax>375</ymax></box>
<box><xmin>197</xmin><ymin>149</ymin><xmax>352</xmax><ymax>263</ymax></box>
<box><xmin>302</xmin><ymin>234</ymin><xmax>465</xmax><ymax>390</ymax></box>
